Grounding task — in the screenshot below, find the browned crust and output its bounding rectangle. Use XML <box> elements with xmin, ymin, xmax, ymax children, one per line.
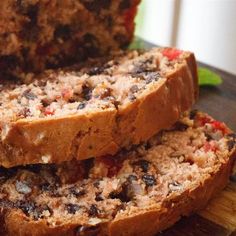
<box><xmin>2</xmin><ymin>150</ymin><xmax>235</xmax><ymax>236</ymax></box>
<box><xmin>0</xmin><ymin>52</ymin><xmax>198</xmax><ymax>168</ymax></box>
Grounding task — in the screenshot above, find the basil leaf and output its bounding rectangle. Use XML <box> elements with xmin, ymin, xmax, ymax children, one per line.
<box><xmin>198</xmin><ymin>67</ymin><xmax>222</xmax><ymax>86</ymax></box>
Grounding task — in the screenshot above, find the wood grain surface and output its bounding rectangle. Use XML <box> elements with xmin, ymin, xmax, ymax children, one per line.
<box><xmin>140</xmin><ymin>38</ymin><xmax>236</xmax><ymax>236</ymax></box>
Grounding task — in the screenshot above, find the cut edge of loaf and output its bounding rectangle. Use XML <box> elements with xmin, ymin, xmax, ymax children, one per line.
<box><xmin>0</xmin><ymin>111</ymin><xmax>235</xmax><ymax>236</ymax></box>
<box><xmin>0</xmin><ymin>48</ymin><xmax>198</xmax><ymax>168</ymax></box>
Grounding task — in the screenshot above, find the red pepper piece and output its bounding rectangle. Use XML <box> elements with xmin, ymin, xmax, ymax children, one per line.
<box><xmin>162</xmin><ymin>48</ymin><xmax>182</xmax><ymax>60</ymax></box>
<box><xmin>203</xmin><ymin>142</ymin><xmax>218</xmax><ymax>152</ymax></box>
<box><xmin>44</xmin><ymin>106</ymin><xmax>55</xmax><ymax>116</ymax></box>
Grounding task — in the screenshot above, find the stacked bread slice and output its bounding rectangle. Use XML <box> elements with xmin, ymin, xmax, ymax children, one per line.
<box><xmin>0</xmin><ymin>45</ymin><xmax>235</xmax><ymax>236</ymax></box>
<box><xmin>0</xmin><ymin>4</ymin><xmax>235</xmax><ymax>233</ymax></box>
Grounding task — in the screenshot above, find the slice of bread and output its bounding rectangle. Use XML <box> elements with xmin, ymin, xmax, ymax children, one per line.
<box><xmin>0</xmin><ymin>111</ymin><xmax>235</xmax><ymax>236</ymax></box>
<box><xmin>0</xmin><ymin>0</ymin><xmax>140</xmax><ymax>80</ymax></box>
<box><xmin>0</xmin><ymin>47</ymin><xmax>198</xmax><ymax>168</ymax></box>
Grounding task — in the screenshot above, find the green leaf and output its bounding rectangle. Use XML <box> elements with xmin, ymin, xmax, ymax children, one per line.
<box><xmin>198</xmin><ymin>67</ymin><xmax>223</xmax><ymax>86</ymax></box>
<box><xmin>128</xmin><ymin>38</ymin><xmax>145</xmax><ymax>50</ymax></box>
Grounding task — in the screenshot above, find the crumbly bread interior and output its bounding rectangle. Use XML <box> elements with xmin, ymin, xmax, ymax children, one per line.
<box><xmin>0</xmin><ymin>48</ymin><xmax>189</xmax><ymax>122</ymax></box>
<box><xmin>0</xmin><ymin>111</ymin><xmax>235</xmax><ymax>232</ymax></box>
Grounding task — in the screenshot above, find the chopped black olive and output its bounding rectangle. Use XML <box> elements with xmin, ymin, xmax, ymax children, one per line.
<box><xmin>226</xmin><ymin>133</ymin><xmax>236</xmax><ymax>151</ymax></box>
<box><xmin>87</xmin><ymin>66</ymin><xmax>105</xmax><ymax>76</ymax></box>
<box><xmin>22</xmin><ymin>89</ymin><xmax>37</xmax><ymax>100</ymax></box>
<box><xmin>145</xmin><ymin>72</ymin><xmax>161</xmax><ymax>84</ymax></box>
<box><xmin>69</xmin><ymin>187</ymin><xmax>86</xmax><ymax>197</ymax></box>
<box><xmin>82</xmin><ymin>84</ymin><xmax>92</xmax><ymax>101</ymax></box>
<box><xmin>142</xmin><ymin>174</ymin><xmax>156</xmax><ymax>187</ymax></box>
<box><xmin>66</xmin><ymin>203</ymin><xmax>81</xmax><ymax>214</ymax></box>
<box><xmin>16</xmin><ymin>200</ymin><xmax>36</xmax><ymax>217</ymax></box>
<box><xmin>190</xmin><ymin>109</ymin><xmax>198</xmax><ymax>120</ymax></box>
<box><xmin>88</xmin><ymin>204</ymin><xmax>100</xmax><ymax>217</ymax></box>
<box><xmin>95</xmin><ymin>193</ymin><xmax>104</xmax><ymax>201</ymax></box>
<box><xmin>174</xmin><ymin>122</ymin><xmax>189</xmax><ymax>131</ymax></box>
<box><xmin>77</xmin><ymin>102</ymin><xmax>87</xmax><ymax>110</ymax></box>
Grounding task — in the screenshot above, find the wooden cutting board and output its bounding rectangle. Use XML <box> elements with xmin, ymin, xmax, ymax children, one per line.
<box><xmin>138</xmin><ymin>38</ymin><xmax>236</xmax><ymax>236</ymax></box>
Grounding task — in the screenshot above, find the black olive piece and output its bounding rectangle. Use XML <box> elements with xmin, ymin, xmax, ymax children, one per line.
<box><xmin>174</xmin><ymin>122</ymin><xmax>189</xmax><ymax>131</ymax></box>
<box><xmin>66</xmin><ymin>203</ymin><xmax>81</xmax><ymax>214</ymax></box>
<box><xmin>109</xmin><ymin>181</ymin><xmax>135</xmax><ymax>203</ymax></box>
<box><xmin>88</xmin><ymin>204</ymin><xmax>100</xmax><ymax>217</ymax></box>
<box><xmin>82</xmin><ymin>84</ymin><xmax>93</xmax><ymax>101</ymax></box>
<box><xmin>16</xmin><ymin>200</ymin><xmax>36</xmax><ymax>217</ymax></box>
<box><xmin>22</xmin><ymin>89</ymin><xmax>37</xmax><ymax>100</ymax></box>
<box><xmin>145</xmin><ymin>72</ymin><xmax>161</xmax><ymax>84</ymax></box>
<box><xmin>205</xmin><ymin>133</ymin><xmax>213</xmax><ymax>141</ymax></box>
<box><xmin>69</xmin><ymin>187</ymin><xmax>86</xmax><ymax>197</ymax></box>
<box><xmin>142</xmin><ymin>174</ymin><xmax>156</xmax><ymax>187</ymax></box>
<box><xmin>77</xmin><ymin>102</ymin><xmax>87</xmax><ymax>110</ymax></box>
<box><xmin>95</xmin><ymin>193</ymin><xmax>103</xmax><ymax>201</ymax></box>
<box><xmin>87</xmin><ymin>66</ymin><xmax>104</xmax><ymax>76</ymax></box>
<box><xmin>226</xmin><ymin>133</ymin><xmax>236</xmax><ymax>151</ymax></box>
<box><xmin>189</xmin><ymin>109</ymin><xmax>198</xmax><ymax>120</ymax></box>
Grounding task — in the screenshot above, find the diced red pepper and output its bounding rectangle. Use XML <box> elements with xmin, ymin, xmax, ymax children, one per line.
<box><xmin>203</xmin><ymin>142</ymin><xmax>218</xmax><ymax>152</ymax></box>
<box><xmin>162</xmin><ymin>48</ymin><xmax>182</xmax><ymax>61</ymax></box>
<box><xmin>199</xmin><ymin>116</ymin><xmax>212</xmax><ymax>126</ymax></box>
<box><xmin>198</xmin><ymin>116</ymin><xmax>228</xmax><ymax>134</ymax></box>
<box><xmin>211</xmin><ymin>121</ymin><xmax>228</xmax><ymax>134</ymax></box>
<box><xmin>44</xmin><ymin>106</ymin><xmax>55</xmax><ymax>116</ymax></box>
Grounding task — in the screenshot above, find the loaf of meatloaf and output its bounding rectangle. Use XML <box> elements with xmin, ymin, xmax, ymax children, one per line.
<box><xmin>0</xmin><ymin>0</ymin><xmax>140</xmax><ymax>80</ymax></box>
<box><xmin>0</xmin><ymin>47</ymin><xmax>198</xmax><ymax>168</ymax></box>
<box><xmin>0</xmin><ymin>111</ymin><xmax>235</xmax><ymax>236</ymax></box>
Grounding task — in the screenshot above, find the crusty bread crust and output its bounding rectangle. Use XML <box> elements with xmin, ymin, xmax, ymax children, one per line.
<box><xmin>2</xmin><ymin>150</ymin><xmax>235</xmax><ymax>236</ymax></box>
<box><xmin>0</xmin><ymin>51</ymin><xmax>198</xmax><ymax>168</ymax></box>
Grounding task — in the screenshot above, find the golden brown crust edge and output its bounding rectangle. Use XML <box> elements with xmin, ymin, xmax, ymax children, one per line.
<box><xmin>2</xmin><ymin>150</ymin><xmax>235</xmax><ymax>236</ymax></box>
<box><xmin>0</xmin><ymin>52</ymin><xmax>199</xmax><ymax>168</ymax></box>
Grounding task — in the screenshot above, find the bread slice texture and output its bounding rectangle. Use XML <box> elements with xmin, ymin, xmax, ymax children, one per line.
<box><xmin>0</xmin><ymin>47</ymin><xmax>198</xmax><ymax>168</ymax></box>
<box><xmin>0</xmin><ymin>0</ymin><xmax>140</xmax><ymax>80</ymax></box>
<box><xmin>0</xmin><ymin>111</ymin><xmax>235</xmax><ymax>236</ymax></box>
